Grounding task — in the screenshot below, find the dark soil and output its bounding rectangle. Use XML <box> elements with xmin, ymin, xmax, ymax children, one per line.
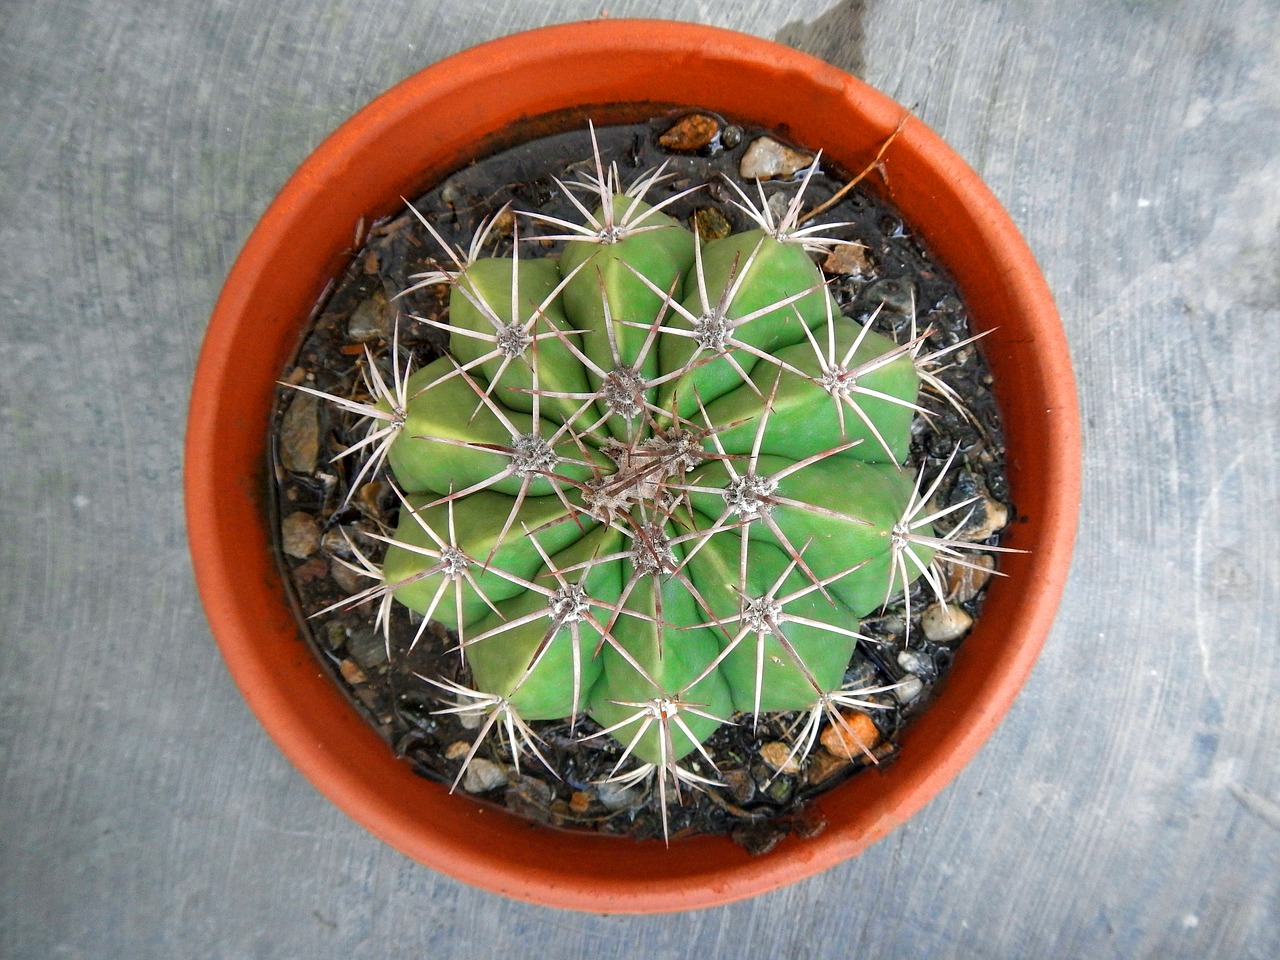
<box><xmin>270</xmin><ymin>113</ymin><xmax>1011</xmax><ymax>852</ymax></box>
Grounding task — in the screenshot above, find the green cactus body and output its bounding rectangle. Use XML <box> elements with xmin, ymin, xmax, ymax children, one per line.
<box><xmin>385</xmin><ymin>357</ymin><xmax>611</xmax><ymax>497</ymax></box>
<box><xmin>558</xmin><ymin>196</ymin><xmax>696</xmax><ymax>441</ymax></box>
<box><xmin>382</xmin><ymin>490</ymin><xmax>585</xmax><ymax>628</ymax></box>
<box><xmin>684</xmin><ymin>530</ymin><xmax>859</xmax><ymax>714</ymax></box>
<box><xmin>684</xmin><ymin>455</ymin><xmax>933</xmax><ymax>616</ymax></box>
<box><xmin>342</xmin><ymin>142</ymin><xmax>973</xmax><ymax>787</ymax></box>
<box><xmin>697</xmin><ymin>310</ymin><xmax>920</xmax><ymax>464</ymax></box>
<box><xmin>447</xmin><ymin>255</ymin><xmax>594</xmax><ymax>426</ymax></box>
<box><xmin>586</xmin><ymin>535</ymin><xmax>737</xmax><ymax>763</ymax></box>
<box><xmin>465</xmin><ymin>525</ymin><xmax>621</xmax><ymax>719</ymax></box>
<box><xmin>657</xmin><ymin>230</ymin><xmax>831</xmax><ymax>418</ymax></box>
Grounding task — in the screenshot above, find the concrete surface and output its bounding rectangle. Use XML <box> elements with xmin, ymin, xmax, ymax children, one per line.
<box><xmin>2</xmin><ymin>0</ymin><xmax>1277</xmax><ymax>956</ymax></box>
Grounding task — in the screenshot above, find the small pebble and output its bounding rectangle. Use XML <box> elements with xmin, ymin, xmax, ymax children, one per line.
<box><xmin>721</xmin><ymin>768</ymin><xmax>756</xmax><ymax>805</ymax></box>
<box><xmin>280</xmin><ymin>511</ymin><xmax>321</xmax><ymax>559</ymax></box>
<box><xmin>595</xmin><ymin>781</ymin><xmax>640</xmax><ymax>812</ymax></box>
<box><xmin>897</xmin><ymin>648</ymin><xmax>930</xmax><ymax>676</ymax></box>
<box><xmin>354</xmin><ymin>479</ymin><xmax>387</xmax><ymax>519</ymax></box>
<box><xmin>490</xmin><ymin>205</ymin><xmax>515</xmax><ymax>238</ymax></box>
<box><xmin>346</xmin><ymin>630</ymin><xmax>388</xmax><ymax>671</ymax></box>
<box><xmin>806</xmin><ymin>749</ymin><xmax>852</xmax><ymax>785</ymax></box>
<box><xmin>291</xmin><ymin>556</ymin><xmax>328</xmax><ymax>586</ymax></box>
<box><xmin>759</xmin><ymin>741</ymin><xmax>802</xmax><ymax>775</ymax></box>
<box><xmin>347</xmin><ymin>289</ymin><xmax>391</xmax><ymax>343</ymax></box>
<box><xmin>569</xmin><ymin>790</ymin><xmax>591</xmax><ymax>815</ymax></box>
<box><xmin>720</xmin><ymin>125</ymin><xmax>743</xmax><ymax>148</ymax></box>
<box><xmin>509</xmin><ymin>775</ymin><xmax>553</xmax><ymax>809</ymax></box>
<box><xmin>321</xmin><ymin>526</ymin><xmax>352</xmax><ymax>556</ymax></box>
<box><xmin>922</xmin><ymin>602</ymin><xmax>974</xmax><ymax>643</ymax></box>
<box><xmin>323</xmin><ymin>621</ymin><xmax>347</xmax><ymax>652</ymax></box>
<box><xmin>444</xmin><ymin>740</ymin><xmax>472</xmax><ymax>761</ymax></box>
<box><xmin>279</xmin><ymin>391</ymin><xmax>321</xmax><ymax>473</ymax></box>
<box><xmin>461</xmin><ymin>758</ymin><xmax>508</xmax><ymax>794</ymax></box>
<box><xmin>960</xmin><ymin>496</ymin><xmax>1010</xmax><ymax>541</ymax></box>
<box><xmin>863</xmin><ymin>612</ymin><xmax>906</xmax><ymax>638</ymax></box>
<box><xmin>338</xmin><ymin>658</ymin><xmax>367</xmax><ymax>686</ymax></box>
<box><xmin>893</xmin><ymin>674</ymin><xmax>925</xmax><ymax>704</ymax></box>
<box><xmin>765</xmin><ymin>776</ymin><xmax>794</xmax><ymax>803</ymax></box>
<box><xmin>766</xmin><ymin>191</ymin><xmax>791</xmax><ymax>223</ymax></box>
<box><xmin>659</xmin><ymin>113</ymin><xmax>720</xmax><ymax>152</ymax></box>
<box><xmin>438</xmin><ymin>178</ymin><xmax>464</xmax><ymax>211</ymax></box>
<box><xmin>330</xmin><ymin>557</ymin><xmax>367</xmax><ymax>596</ymax></box>
<box><xmin>946</xmin><ymin>554</ymin><xmax>995</xmax><ymax>602</ymax></box>
<box><xmin>822</xmin><ymin>242</ymin><xmax>874</xmax><ymax>277</ymax></box>
<box><xmin>739</xmin><ymin>136</ymin><xmax>815</xmax><ymax>180</ymax></box>
<box><xmin>820</xmin><ymin>710</ymin><xmax>881</xmax><ymax>761</ymax></box>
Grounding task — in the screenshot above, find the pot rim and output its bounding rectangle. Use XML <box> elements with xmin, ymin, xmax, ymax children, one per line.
<box><xmin>185</xmin><ymin>18</ymin><xmax>1080</xmax><ymax>912</ymax></box>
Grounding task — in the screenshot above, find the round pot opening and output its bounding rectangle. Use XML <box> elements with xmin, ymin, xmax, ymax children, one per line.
<box><xmin>270</xmin><ymin>110</ymin><xmax>1018</xmax><ymax>850</ymax></box>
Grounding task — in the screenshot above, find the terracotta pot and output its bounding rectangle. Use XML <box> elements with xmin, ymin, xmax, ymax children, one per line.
<box><xmin>186</xmin><ymin>19</ymin><xmax>1079</xmax><ymax>912</ymax></box>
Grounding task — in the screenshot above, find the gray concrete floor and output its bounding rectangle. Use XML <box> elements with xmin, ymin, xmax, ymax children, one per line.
<box><xmin>3</xmin><ymin>0</ymin><xmax>1277</xmax><ymax>957</ymax></box>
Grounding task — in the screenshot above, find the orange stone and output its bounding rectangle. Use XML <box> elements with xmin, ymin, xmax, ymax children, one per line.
<box><xmin>820</xmin><ymin>710</ymin><xmax>881</xmax><ymax>760</ymax></box>
<box><xmin>338</xmin><ymin>658</ymin><xmax>367</xmax><ymax>685</ymax></box>
<box><xmin>759</xmin><ymin>741</ymin><xmax>802</xmax><ymax>774</ymax></box>
<box><xmin>822</xmin><ymin>241</ymin><xmax>873</xmax><ymax>276</ymax></box>
<box><xmin>659</xmin><ymin>113</ymin><xmax>719</xmax><ymax>152</ymax></box>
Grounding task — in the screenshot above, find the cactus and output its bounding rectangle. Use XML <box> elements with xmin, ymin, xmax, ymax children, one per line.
<box><xmin>289</xmin><ymin>126</ymin><xmax>1015</xmax><ymax>837</ymax></box>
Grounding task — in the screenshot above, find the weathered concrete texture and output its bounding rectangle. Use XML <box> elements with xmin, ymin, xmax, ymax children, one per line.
<box><xmin>1</xmin><ymin>0</ymin><xmax>1277</xmax><ymax>957</ymax></box>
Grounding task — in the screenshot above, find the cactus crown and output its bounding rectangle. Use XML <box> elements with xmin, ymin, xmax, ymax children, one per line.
<box><xmin>289</xmin><ymin>123</ymin><xmax>1015</xmax><ymax>839</ymax></box>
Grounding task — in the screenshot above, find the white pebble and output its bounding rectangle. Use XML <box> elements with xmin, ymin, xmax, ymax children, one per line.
<box><xmin>961</xmin><ymin>497</ymin><xmax>1009</xmax><ymax>541</ymax></box>
<box><xmin>461</xmin><ymin>758</ymin><xmax>508</xmax><ymax>794</ymax></box>
<box><xmin>922</xmin><ymin>603</ymin><xmax>974</xmax><ymax>643</ymax></box>
<box><xmin>739</xmin><ymin>136</ymin><xmax>815</xmax><ymax>180</ymax></box>
<box><xmin>897</xmin><ymin>649</ymin><xmax>930</xmax><ymax>675</ymax></box>
<box><xmin>595</xmin><ymin>782</ymin><xmax>640</xmax><ymax>812</ymax></box>
<box><xmin>893</xmin><ymin>674</ymin><xmax>925</xmax><ymax>704</ymax></box>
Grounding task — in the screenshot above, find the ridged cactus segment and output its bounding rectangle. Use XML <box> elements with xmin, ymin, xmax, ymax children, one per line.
<box><xmin>684</xmin><ymin>454</ymin><xmax>932</xmax><ymax>617</ymax></box>
<box><xmin>384</xmin><ymin>357</ymin><xmax>608</xmax><ymax>498</ymax></box>
<box><xmin>559</xmin><ymin>195</ymin><xmax>696</xmax><ymax>384</ymax></box>
<box><xmin>446</xmin><ymin>253</ymin><xmax>594</xmax><ymax>426</ymax></box>
<box><xmin>684</xmin><ymin>531</ymin><xmax>861</xmax><ymax>715</ymax></box>
<box><xmin>293</xmin><ymin>128</ymin><xmax>1013</xmax><ymax>830</ymax></box>
<box><xmin>698</xmin><ymin>300</ymin><xmax>921</xmax><ymax>464</ymax></box>
<box><xmin>465</xmin><ymin>525</ymin><xmax>621</xmax><ymax>720</ymax></box>
<box><xmin>586</xmin><ymin>536</ymin><xmax>736</xmax><ymax>766</ymax></box>
<box><xmin>381</xmin><ymin>490</ymin><xmax>584</xmax><ymax>630</ymax></box>
<box><xmin>656</xmin><ymin>231</ymin><xmax>830</xmax><ymax>417</ymax></box>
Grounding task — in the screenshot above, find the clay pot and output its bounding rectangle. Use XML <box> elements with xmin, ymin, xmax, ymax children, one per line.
<box><xmin>186</xmin><ymin>20</ymin><xmax>1079</xmax><ymax>912</ymax></box>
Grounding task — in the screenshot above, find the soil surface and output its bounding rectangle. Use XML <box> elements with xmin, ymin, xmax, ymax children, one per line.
<box><xmin>270</xmin><ymin>113</ymin><xmax>1012</xmax><ymax>852</ymax></box>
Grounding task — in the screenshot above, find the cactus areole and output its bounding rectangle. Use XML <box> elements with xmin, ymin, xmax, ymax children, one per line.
<box><xmin>189</xmin><ymin>20</ymin><xmax>1080</xmax><ymax>911</ymax></box>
